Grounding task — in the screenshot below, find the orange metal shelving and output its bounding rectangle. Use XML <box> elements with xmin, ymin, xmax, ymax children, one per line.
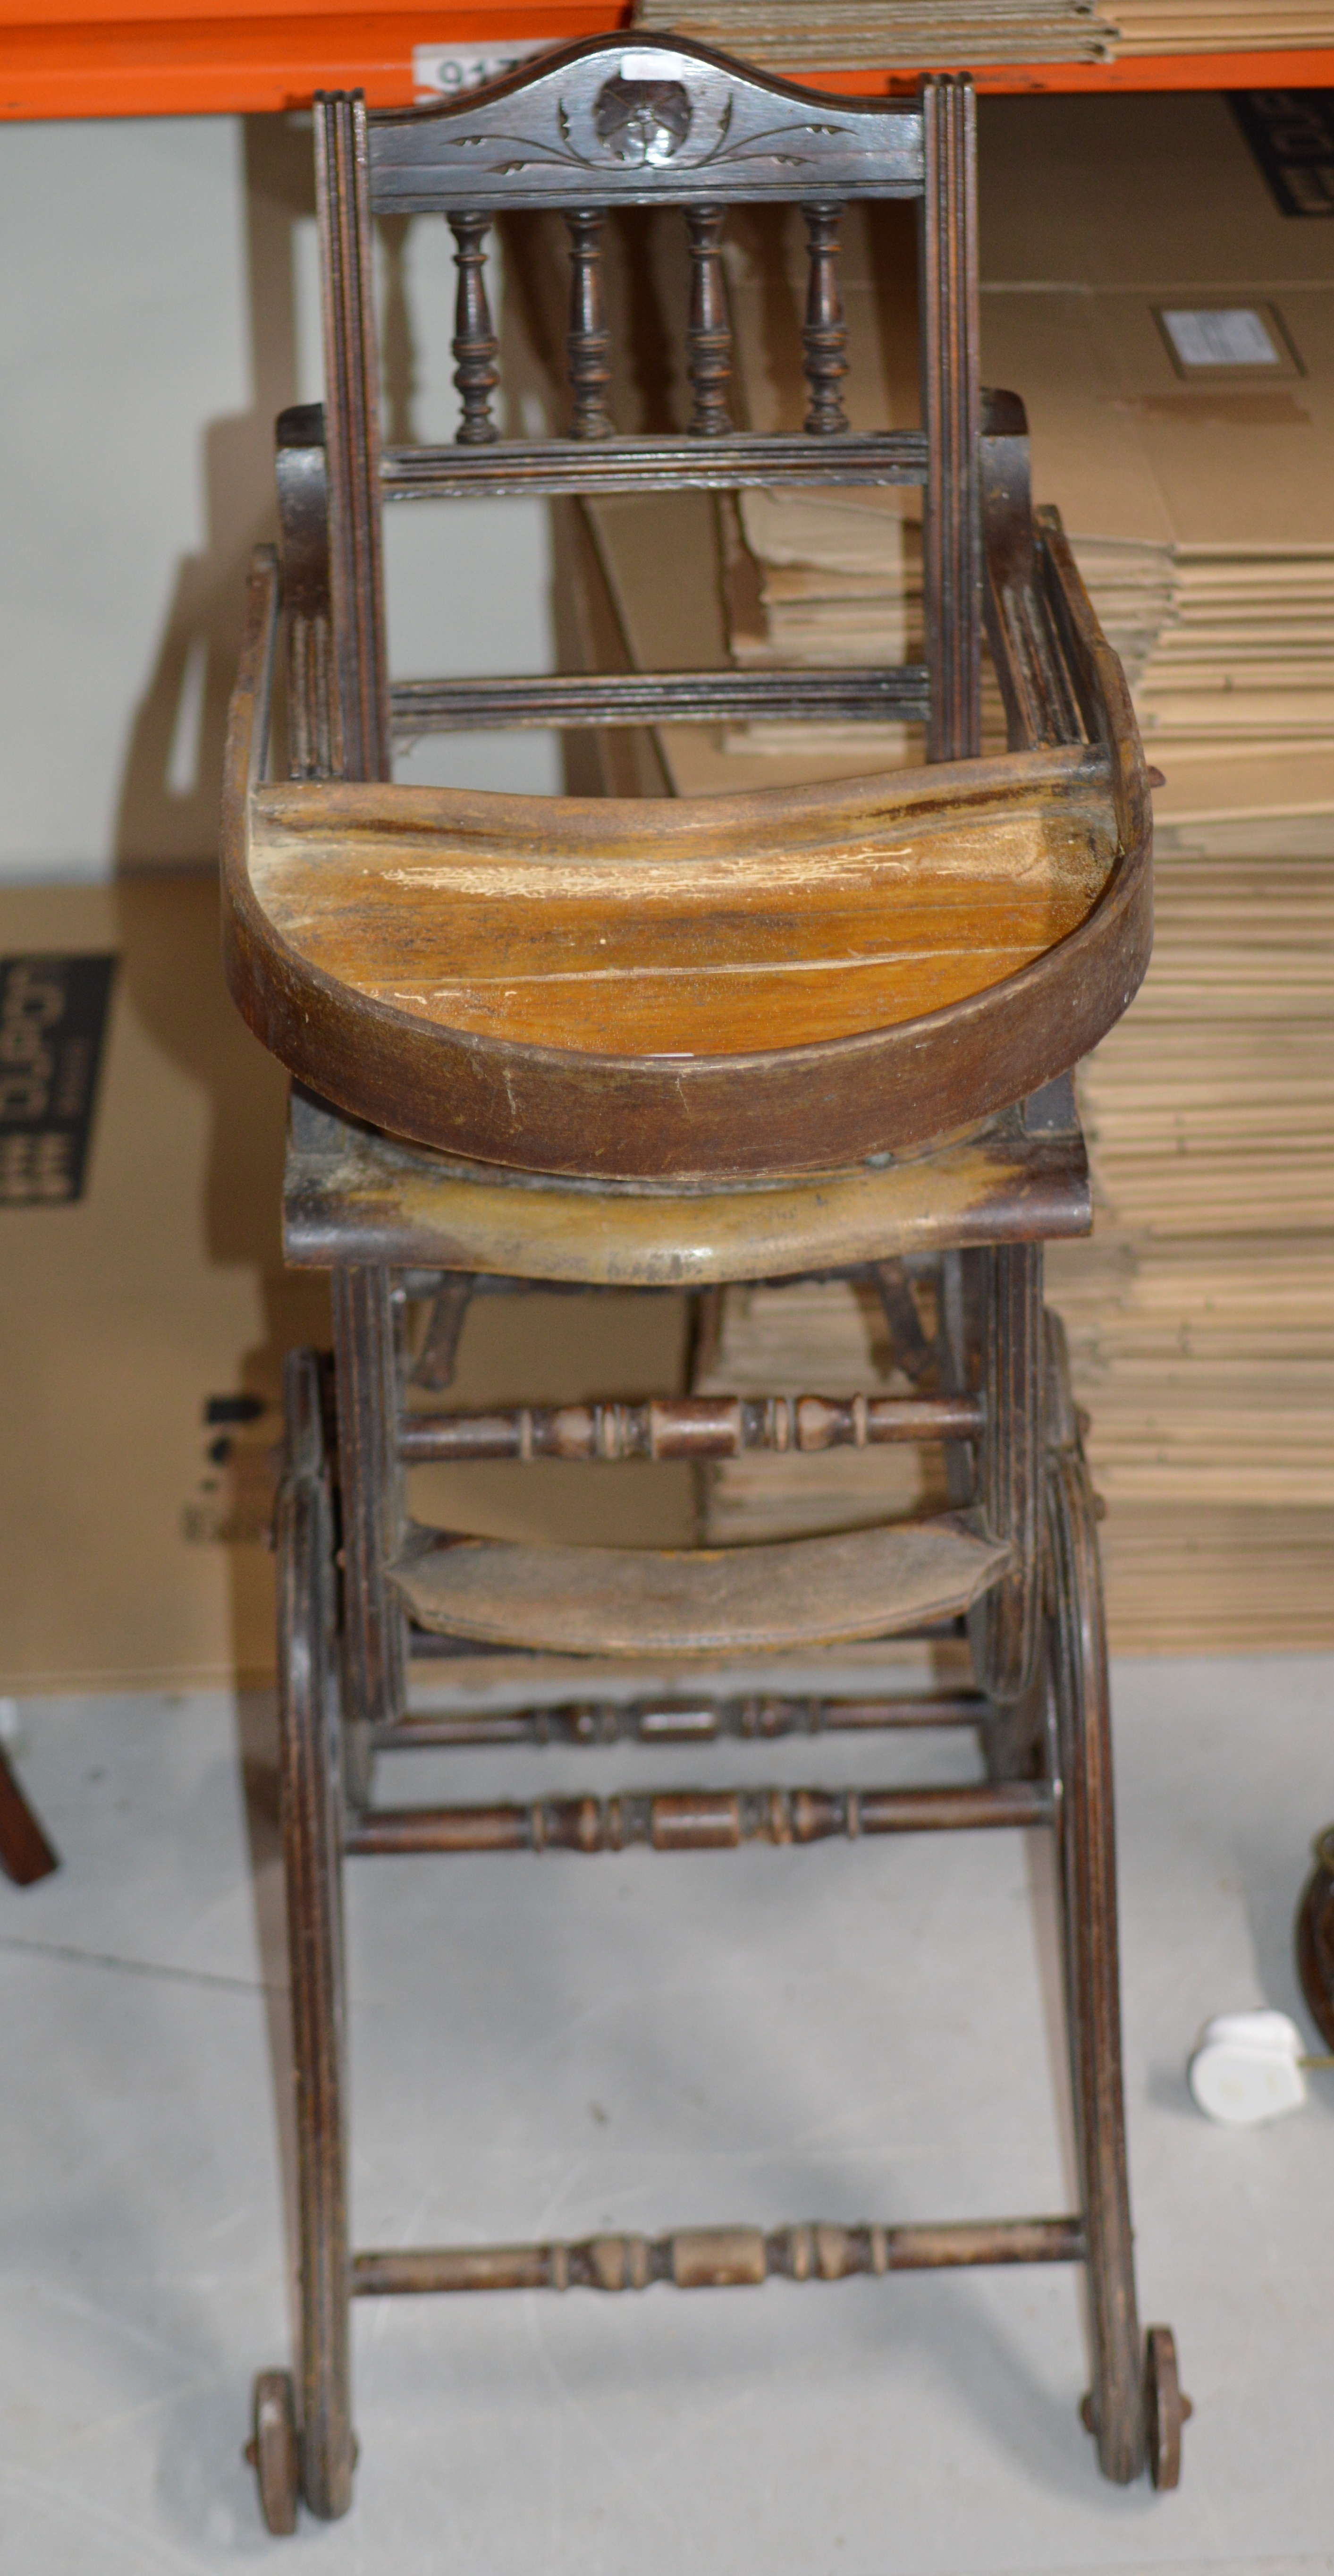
<box><xmin>0</xmin><ymin>0</ymin><xmax>1330</xmax><ymax>124</ymax></box>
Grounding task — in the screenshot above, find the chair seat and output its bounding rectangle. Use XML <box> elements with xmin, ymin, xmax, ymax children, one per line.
<box><xmin>282</xmin><ymin>1086</ymin><xmax>1091</xmax><ymax>1283</ymax></box>
<box><xmin>223</xmin><ymin>569</ymin><xmax>1150</xmax><ymax>1183</ymax></box>
<box><xmin>389</xmin><ymin>1513</ymin><xmax>1010</xmax><ymax>1656</ymax></box>
<box><xmin>247</xmin><ymin>754</ymin><xmax>1114</xmax><ymax>1058</ymax></box>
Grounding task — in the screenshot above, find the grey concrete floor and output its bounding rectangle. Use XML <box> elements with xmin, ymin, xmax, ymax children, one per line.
<box><xmin>1</xmin><ymin>1655</ymin><xmax>1333</xmax><ymax>2574</ymax></box>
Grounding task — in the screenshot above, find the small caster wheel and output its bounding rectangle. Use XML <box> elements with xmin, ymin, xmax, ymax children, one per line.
<box><xmin>245</xmin><ymin>2369</ymin><xmax>300</xmax><ymax>2534</ymax></box>
<box><xmin>1144</xmin><ymin>2324</ymin><xmax>1191</xmax><ymax>2490</ymax></box>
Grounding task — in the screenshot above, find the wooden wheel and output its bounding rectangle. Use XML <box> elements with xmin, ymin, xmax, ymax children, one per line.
<box><xmin>1296</xmin><ymin>1826</ymin><xmax>1334</xmax><ymax>2051</ymax></box>
<box><xmin>247</xmin><ymin>2370</ymin><xmax>300</xmax><ymax>2535</ymax></box>
<box><xmin>1144</xmin><ymin>2325</ymin><xmax>1190</xmax><ymax>2490</ymax></box>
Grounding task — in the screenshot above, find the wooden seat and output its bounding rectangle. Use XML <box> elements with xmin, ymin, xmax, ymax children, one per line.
<box><xmin>247</xmin><ymin>749</ymin><xmax>1114</xmax><ymax>1055</ymax></box>
<box><xmin>390</xmin><ymin>1513</ymin><xmax>1009</xmax><ymax>1655</ymax></box>
<box><xmin>282</xmin><ymin>1082</ymin><xmax>1092</xmax><ymax>1283</ymax></box>
<box><xmin>226</xmin><ymin>534</ymin><xmax>1149</xmax><ymax>1178</ymax></box>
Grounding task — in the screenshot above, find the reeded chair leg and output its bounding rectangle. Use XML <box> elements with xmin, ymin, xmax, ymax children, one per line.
<box><xmin>251</xmin><ymin>1353</ymin><xmax>355</xmax><ymax>2533</ymax></box>
<box><xmin>1046</xmin><ymin>1436</ymin><xmax>1188</xmax><ymax>2489</ymax></box>
<box><xmin>1046</xmin><ymin>1429</ymin><xmax>1145</xmax><ymax>2483</ymax></box>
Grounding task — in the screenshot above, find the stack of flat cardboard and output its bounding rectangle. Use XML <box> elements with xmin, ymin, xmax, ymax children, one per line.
<box><xmin>985</xmin><ymin>87</ymin><xmax>1334</xmax><ymax>853</ymax></box>
<box><xmin>537</xmin><ymin>93</ymin><xmax>1334</xmax><ymax>1649</ymax></box>
<box><xmin>1112</xmin><ymin>5</ymin><xmax>1334</xmax><ymax>51</ymax></box>
<box><xmin>631</xmin><ymin>0</ymin><xmax>1334</xmax><ymax>61</ymax></box>
<box><xmin>709</xmin><ymin>194</ymin><xmax>1334</xmax><ymax>834</ymax></box>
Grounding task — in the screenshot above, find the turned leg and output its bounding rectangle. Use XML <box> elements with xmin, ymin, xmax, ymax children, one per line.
<box><xmin>268</xmin><ymin>1350</ymin><xmax>355</xmax><ymax>2525</ymax></box>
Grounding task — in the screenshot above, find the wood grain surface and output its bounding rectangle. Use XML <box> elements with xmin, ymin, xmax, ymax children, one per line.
<box><xmin>247</xmin><ymin>751</ymin><xmax>1113</xmax><ymax>1058</ymax></box>
<box><xmin>282</xmin><ymin>1085</ymin><xmax>1092</xmax><ymax>1283</ymax></box>
<box><xmin>388</xmin><ymin>1509</ymin><xmax>1010</xmax><ymax>1652</ymax></box>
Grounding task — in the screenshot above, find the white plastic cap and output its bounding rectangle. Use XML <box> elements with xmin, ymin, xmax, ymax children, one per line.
<box><xmin>1188</xmin><ymin>2009</ymin><xmax>1308</xmax><ymax>2127</ymax></box>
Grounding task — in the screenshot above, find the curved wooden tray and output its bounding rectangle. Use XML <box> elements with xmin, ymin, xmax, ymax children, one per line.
<box><xmin>223</xmin><ymin>547</ymin><xmax>1150</xmax><ymax>1183</ymax></box>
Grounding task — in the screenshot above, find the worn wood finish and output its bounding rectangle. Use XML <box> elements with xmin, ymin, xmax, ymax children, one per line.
<box><xmin>281</xmin><ymin>1088</ymin><xmax>1093</xmax><ymax>1286</ymax></box>
<box><xmin>378</xmin><ymin>1691</ymin><xmax>991</xmax><ymax>1748</ymax></box>
<box><xmin>276</xmin><ymin>408</ymin><xmax>338</xmax><ymax>784</ymax></box>
<box><xmin>274</xmin><ymin>1350</ymin><xmax>354</xmax><ymax>2522</ymax></box>
<box><xmin>244</xmin><ymin>754</ymin><xmax>1115</xmax><ymax>1062</ymax></box>
<box><xmin>1045</xmin><ymin>1319</ymin><xmax>1145</xmax><ymax>2486</ymax></box>
<box><xmin>224</xmin><ymin>579</ymin><xmax>1146</xmax><ymax>1176</ymax></box>
<box><xmin>240</xmin><ymin>41</ymin><xmax>1176</xmax><ymax>2525</ymax></box>
<box><xmin>345</xmin><ymin>1778</ymin><xmax>1051</xmax><ymax>1856</ymax></box>
<box><xmin>566</xmin><ymin>210</ymin><xmax>613</xmax><ymax>440</ymax></box>
<box><xmin>388</xmin><ymin>1513</ymin><xmax>1009</xmax><ymax>1656</ymax></box>
<box><xmin>800</xmin><ymin>202</ymin><xmax>849</xmax><ymax>436</ymax></box>
<box><xmin>684</xmin><ymin>204</ymin><xmax>731</xmax><ymax>436</ymax></box>
<box><xmin>248</xmin><ymin>2371</ymin><xmax>300</xmax><ymax>2537</ymax></box>
<box><xmin>448</xmin><ymin>216</ymin><xmax>499</xmax><ymax>447</ymax></box>
<box><xmin>980</xmin><ymin>392</ymin><xmax>1079</xmax><ymax>755</ymax></box>
<box><xmin>1039</xmin><ymin>506</ymin><xmax>1150</xmax><ymax>870</ymax></box>
<box><xmin>351</xmin><ymin>2217</ymin><xmax>1083</xmax><ymax>2297</ymax></box>
<box><xmin>330</xmin><ymin>1268</ymin><xmax>405</xmax><ymax>1801</ymax></box>
<box><xmin>409</xmin><ymin>1271</ymin><xmax>473</xmax><ymax>1390</ymax></box>
<box><xmin>366</xmin><ymin>39</ymin><xmax>924</xmax><ymax>217</ymax></box>
<box><xmin>1144</xmin><ymin>2325</ymin><xmax>1190</xmax><ymax>2493</ymax></box>
<box><xmin>870</xmin><ymin>1257</ymin><xmax>935</xmax><ymax>1386</ymax></box>
<box><xmin>387</xmin><ymin>663</ymin><xmax>929</xmax><ymax>732</ymax></box>
<box><xmin>313</xmin><ymin>95</ymin><xmax>389</xmax><ymax>783</ymax></box>
<box><xmin>398</xmin><ymin>1388</ymin><xmax>984</xmax><ymax>1464</ymax></box>
<box><xmin>380</xmin><ymin>429</ymin><xmax>928</xmax><ymax>501</ymax></box>
<box><xmin>920</xmin><ymin>76</ymin><xmax>981</xmax><ymax>765</ymax></box>
<box><xmin>361</xmin><ymin>394</ymin><xmax>1066</xmax><ymax>746</ymax></box>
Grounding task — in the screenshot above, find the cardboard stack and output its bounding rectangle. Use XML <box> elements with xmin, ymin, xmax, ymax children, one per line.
<box><xmin>631</xmin><ymin>0</ymin><xmax>1334</xmax><ymax>62</ymax></box>
<box><xmin>703</xmin><ymin>198</ymin><xmax>1334</xmax><ymax>842</ymax></box>
<box><xmin>533</xmin><ymin>93</ymin><xmax>1334</xmax><ymax>1649</ymax></box>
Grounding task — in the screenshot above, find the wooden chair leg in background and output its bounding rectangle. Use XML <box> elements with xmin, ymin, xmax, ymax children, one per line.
<box><xmin>0</xmin><ymin>1739</ymin><xmax>58</xmax><ymax>1887</ymax></box>
<box><xmin>250</xmin><ymin>1352</ymin><xmax>356</xmax><ymax>2532</ymax></box>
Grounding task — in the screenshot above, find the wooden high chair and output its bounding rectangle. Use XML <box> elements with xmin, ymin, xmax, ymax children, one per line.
<box><xmin>221</xmin><ymin>36</ymin><xmax>1187</xmax><ymax>2532</ymax></box>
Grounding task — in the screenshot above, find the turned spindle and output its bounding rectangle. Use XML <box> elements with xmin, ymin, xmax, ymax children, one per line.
<box><xmin>801</xmin><ymin>201</ymin><xmax>850</xmax><ymax>435</ymax></box>
<box><xmin>566</xmin><ymin>210</ymin><xmax>612</xmax><ymax>440</ymax></box>
<box><xmin>447</xmin><ymin>214</ymin><xmax>499</xmax><ymax>446</ymax></box>
<box><xmin>684</xmin><ymin>204</ymin><xmax>732</xmax><ymax>436</ymax></box>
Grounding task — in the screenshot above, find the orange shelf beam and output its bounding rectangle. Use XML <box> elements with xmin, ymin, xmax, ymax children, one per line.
<box><xmin>1</xmin><ymin>13</ymin><xmax>1333</xmax><ymax>120</ymax></box>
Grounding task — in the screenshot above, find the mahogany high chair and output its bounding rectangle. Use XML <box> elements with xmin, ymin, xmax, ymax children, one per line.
<box><xmin>221</xmin><ymin>35</ymin><xmax>1187</xmax><ymax>2532</ymax></box>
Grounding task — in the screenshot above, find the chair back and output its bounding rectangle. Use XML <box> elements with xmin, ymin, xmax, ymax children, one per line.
<box><xmin>294</xmin><ymin>40</ymin><xmax>980</xmax><ymax>787</ymax></box>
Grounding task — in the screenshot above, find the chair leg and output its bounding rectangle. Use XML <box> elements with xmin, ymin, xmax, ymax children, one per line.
<box><xmin>252</xmin><ymin>1355</ymin><xmax>355</xmax><ymax>2531</ymax></box>
<box><xmin>1046</xmin><ymin>1427</ymin><xmax>1147</xmax><ymax>2484</ymax></box>
<box><xmin>331</xmin><ymin>1266</ymin><xmax>406</xmax><ymax>1810</ymax></box>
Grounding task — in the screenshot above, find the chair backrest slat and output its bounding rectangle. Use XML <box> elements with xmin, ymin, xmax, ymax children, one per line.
<box><xmin>800</xmin><ymin>203</ymin><xmax>850</xmax><ymax>437</ymax></box>
<box><xmin>448</xmin><ymin>215</ymin><xmax>501</xmax><ymax>446</ymax></box>
<box><xmin>684</xmin><ymin>205</ymin><xmax>732</xmax><ymax>438</ymax></box>
<box><xmin>312</xmin><ymin>37</ymin><xmax>979</xmax><ymax>781</ymax></box>
<box><xmin>365</xmin><ymin>41</ymin><xmax>924</xmax><ymax>215</ymax></box>
<box><xmin>566</xmin><ymin>212</ymin><xmax>615</xmax><ymax>441</ymax></box>
<box><xmin>379</xmin><ymin>432</ymin><xmax>929</xmax><ymax>502</ymax></box>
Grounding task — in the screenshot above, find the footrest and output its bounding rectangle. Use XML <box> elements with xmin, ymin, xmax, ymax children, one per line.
<box><xmin>388</xmin><ymin>1516</ymin><xmax>1010</xmax><ymax>1658</ymax></box>
<box><xmin>352</xmin><ymin>2217</ymin><xmax>1085</xmax><ymax>2296</ymax></box>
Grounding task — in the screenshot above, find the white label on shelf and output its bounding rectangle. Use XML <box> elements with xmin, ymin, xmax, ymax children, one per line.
<box><xmin>618</xmin><ymin>48</ymin><xmax>693</xmax><ymax>79</ymax></box>
<box><xmin>412</xmin><ymin>40</ymin><xmax>556</xmax><ymax>99</ymax></box>
<box><xmin>1160</xmin><ymin>306</ymin><xmax>1281</xmax><ymax>370</ymax></box>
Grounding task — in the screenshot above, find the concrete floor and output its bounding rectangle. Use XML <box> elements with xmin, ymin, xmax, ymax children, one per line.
<box><xmin>2</xmin><ymin>1654</ymin><xmax>1333</xmax><ymax>2574</ymax></box>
